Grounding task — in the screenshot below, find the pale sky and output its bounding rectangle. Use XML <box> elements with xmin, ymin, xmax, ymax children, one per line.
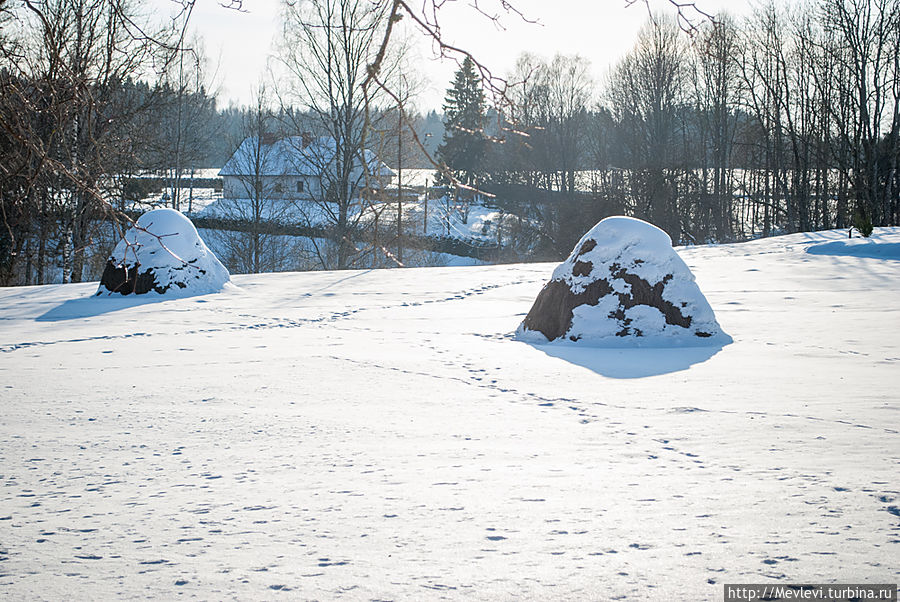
<box><xmin>150</xmin><ymin>0</ymin><xmax>752</xmax><ymax>112</ymax></box>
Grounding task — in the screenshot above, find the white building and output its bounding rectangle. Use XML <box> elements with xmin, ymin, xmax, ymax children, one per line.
<box><xmin>219</xmin><ymin>135</ymin><xmax>395</xmax><ymax>201</ymax></box>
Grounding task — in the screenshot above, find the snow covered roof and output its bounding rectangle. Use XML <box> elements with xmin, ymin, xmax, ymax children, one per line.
<box><xmin>219</xmin><ymin>136</ymin><xmax>395</xmax><ymax>180</ymax></box>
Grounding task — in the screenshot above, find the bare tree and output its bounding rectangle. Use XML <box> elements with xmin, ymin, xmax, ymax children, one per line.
<box><xmin>607</xmin><ymin>15</ymin><xmax>687</xmax><ymax>239</ymax></box>
<box><xmin>494</xmin><ymin>52</ymin><xmax>595</xmax><ymax>254</ymax></box>
<box><xmin>0</xmin><ymin>0</ymin><xmax>170</xmax><ymax>284</ymax></box>
<box><xmin>820</xmin><ymin>0</ymin><xmax>900</xmax><ymax>230</ymax></box>
<box><xmin>278</xmin><ymin>0</ymin><xmax>400</xmax><ymax>270</ymax></box>
<box><xmin>147</xmin><ymin>36</ymin><xmax>219</xmax><ymax>212</ymax></box>
<box><xmin>206</xmin><ymin>85</ymin><xmax>309</xmax><ymax>274</ymax></box>
<box><xmin>688</xmin><ymin>15</ymin><xmax>739</xmax><ymax>239</ymax></box>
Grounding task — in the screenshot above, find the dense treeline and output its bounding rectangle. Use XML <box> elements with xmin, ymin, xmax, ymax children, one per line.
<box><xmin>1</xmin><ymin>0</ymin><xmax>898</xmax><ymax>284</ymax></box>
<box><xmin>0</xmin><ymin>0</ymin><xmax>163</xmax><ymax>285</ymax></box>
<box><xmin>0</xmin><ymin>0</ymin><xmax>437</xmax><ymax>284</ymax></box>
<box><xmin>475</xmin><ymin>1</ymin><xmax>900</xmax><ymax>257</ymax></box>
<box><xmin>0</xmin><ymin>0</ymin><xmax>238</xmax><ymax>285</ymax></box>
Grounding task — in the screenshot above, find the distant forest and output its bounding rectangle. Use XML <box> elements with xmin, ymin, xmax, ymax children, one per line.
<box><xmin>1</xmin><ymin>0</ymin><xmax>898</xmax><ymax>285</ymax></box>
<box><xmin>49</xmin><ymin>77</ymin><xmax>446</xmax><ymax>173</ymax></box>
<box><xmin>469</xmin><ymin>3</ymin><xmax>900</xmax><ymax>256</ymax></box>
<box><xmin>147</xmin><ymin>93</ymin><xmax>445</xmax><ymax>172</ymax></box>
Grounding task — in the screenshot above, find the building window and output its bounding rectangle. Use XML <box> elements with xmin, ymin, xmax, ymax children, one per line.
<box><xmin>273</xmin><ymin>183</ymin><xmax>283</xmax><ymax>194</ymax></box>
<box><xmin>296</xmin><ymin>180</ymin><xmax>305</xmax><ymax>193</ymax></box>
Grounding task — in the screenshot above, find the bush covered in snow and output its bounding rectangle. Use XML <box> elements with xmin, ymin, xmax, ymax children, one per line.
<box><xmin>97</xmin><ymin>208</ymin><xmax>230</xmax><ymax>296</ymax></box>
<box><xmin>517</xmin><ymin>216</ymin><xmax>725</xmax><ymax>346</ymax></box>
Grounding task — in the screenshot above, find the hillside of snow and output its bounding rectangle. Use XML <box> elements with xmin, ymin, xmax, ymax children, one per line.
<box><xmin>1</xmin><ymin>227</ymin><xmax>898</xmax><ymax>599</ymax></box>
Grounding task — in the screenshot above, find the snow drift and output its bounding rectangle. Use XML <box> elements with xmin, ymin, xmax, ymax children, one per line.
<box><xmin>97</xmin><ymin>208</ymin><xmax>230</xmax><ymax>296</ymax></box>
<box><xmin>517</xmin><ymin>216</ymin><xmax>725</xmax><ymax>346</ymax></box>
<box><xmin>2</xmin><ymin>227</ymin><xmax>899</xmax><ymax>599</ymax></box>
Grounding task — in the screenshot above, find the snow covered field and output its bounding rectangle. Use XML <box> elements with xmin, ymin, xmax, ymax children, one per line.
<box><xmin>1</xmin><ymin>228</ymin><xmax>898</xmax><ymax>600</ymax></box>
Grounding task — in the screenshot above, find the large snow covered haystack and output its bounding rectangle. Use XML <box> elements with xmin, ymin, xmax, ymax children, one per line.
<box><xmin>97</xmin><ymin>208</ymin><xmax>230</xmax><ymax>296</ymax></box>
<box><xmin>517</xmin><ymin>216</ymin><xmax>724</xmax><ymax>346</ymax></box>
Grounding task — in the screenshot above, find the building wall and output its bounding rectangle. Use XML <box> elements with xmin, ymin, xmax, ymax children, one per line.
<box><xmin>223</xmin><ymin>175</ymin><xmax>322</xmax><ymax>200</ymax></box>
<box><xmin>223</xmin><ymin>174</ymin><xmax>393</xmax><ymax>201</ymax></box>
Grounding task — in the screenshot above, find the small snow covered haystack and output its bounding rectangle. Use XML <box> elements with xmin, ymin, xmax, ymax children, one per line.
<box><xmin>517</xmin><ymin>216</ymin><xmax>724</xmax><ymax>346</ymax></box>
<box><xmin>97</xmin><ymin>208</ymin><xmax>230</xmax><ymax>296</ymax></box>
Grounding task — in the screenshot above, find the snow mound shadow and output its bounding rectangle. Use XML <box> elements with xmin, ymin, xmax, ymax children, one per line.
<box><xmin>527</xmin><ymin>337</ymin><xmax>731</xmax><ymax>378</ymax></box>
<box><xmin>36</xmin><ymin>288</ymin><xmax>230</xmax><ymax>322</ymax></box>
<box><xmin>805</xmin><ymin>240</ymin><xmax>900</xmax><ymax>260</ymax></box>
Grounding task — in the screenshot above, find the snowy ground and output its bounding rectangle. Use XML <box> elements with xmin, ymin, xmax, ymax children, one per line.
<box><xmin>133</xmin><ymin>188</ymin><xmax>221</xmax><ymax>215</ymax></box>
<box><xmin>1</xmin><ymin>228</ymin><xmax>898</xmax><ymax>600</ymax></box>
<box><xmin>412</xmin><ymin>200</ymin><xmax>502</xmax><ymax>241</ymax></box>
<box><xmin>199</xmin><ymin>194</ymin><xmax>502</xmax><ymax>243</ymax></box>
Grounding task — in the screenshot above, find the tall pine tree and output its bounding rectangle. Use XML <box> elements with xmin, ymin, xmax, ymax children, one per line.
<box><xmin>438</xmin><ymin>57</ymin><xmax>487</xmax><ymax>187</ymax></box>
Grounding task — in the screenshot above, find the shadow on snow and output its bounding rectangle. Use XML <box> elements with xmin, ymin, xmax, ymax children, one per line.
<box><xmin>806</xmin><ymin>240</ymin><xmax>900</xmax><ymax>261</ymax></box>
<box><xmin>36</xmin><ymin>291</ymin><xmax>216</xmax><ymax>322</ymax></box>
<box><xmin>525</xmin><ymin>335</ymin><xmax>732</xmax><ymax>379</ymax></box>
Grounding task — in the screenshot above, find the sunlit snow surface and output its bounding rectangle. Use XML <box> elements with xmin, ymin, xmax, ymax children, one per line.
<box><xmin>1</xmin><ymin>228</ymin><xmax>898</xmax><ymax>599</ymax></box>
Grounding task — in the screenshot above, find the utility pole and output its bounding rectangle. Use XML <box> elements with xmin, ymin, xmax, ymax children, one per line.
<box><xmin>397</xmin><ymin>107</ymin><xmax>402</xmax><ymax>265</ymax></box>
<box><xmin>188</xmin><ymin>165</ymin><xmax>194</xmax><ymax>213</ymax></box>
<box><xmin>172</xmin><ymin>1</ymin><xmax>195</xmax><ymax>211</ymax></box>
<box><xmin>396</xmin><ymin>75</ymin><xmax>406</xmax><ymax>266</ymax></box>
<box><xmin>373</xmin><ymin>210</ymin><xmax>379</xmax><ymax>268</ymax></box>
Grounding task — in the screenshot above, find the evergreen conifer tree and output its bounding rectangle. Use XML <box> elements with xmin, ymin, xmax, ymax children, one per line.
<box><xmin>438</xmin><ymin>57</ymin><xmax>487</xmax><ymax>187</ymax></box>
